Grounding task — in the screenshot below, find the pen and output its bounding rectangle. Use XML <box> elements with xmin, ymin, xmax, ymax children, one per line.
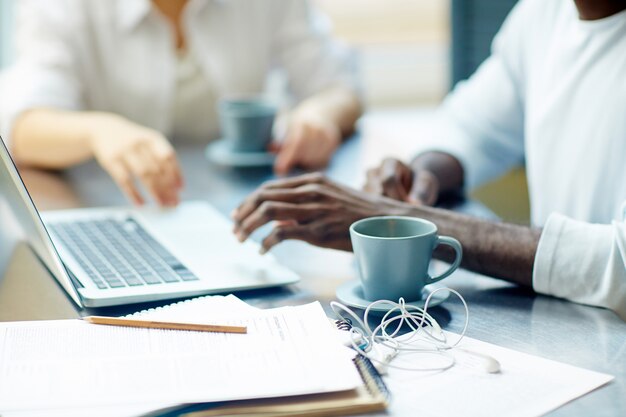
<box><xmin>82</xmin><ymin>316</ymin><xmax>247</xmax><ymax>334</ymax></box>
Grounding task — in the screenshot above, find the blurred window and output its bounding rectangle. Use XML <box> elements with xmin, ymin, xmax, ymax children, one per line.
<box><xmin>316</xmin><ymin>0</ymin><xmax>450</xmax><ymax>107</ymax></box>
<box><xmin>451</xmin><ymin>0</ymin><xmax>518</xmax><ymax>85</ymax></box>
<box><xmin>0</xmin><ymin>0</ymin><xmax>15</xmax><ymax>68</ymax></box>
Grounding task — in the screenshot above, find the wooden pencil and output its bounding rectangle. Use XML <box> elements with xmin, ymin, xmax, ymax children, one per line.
<box><xmin>82</xmin><ymin>316</ymin><xmax>247</xmax><ymax>334</ymax></box>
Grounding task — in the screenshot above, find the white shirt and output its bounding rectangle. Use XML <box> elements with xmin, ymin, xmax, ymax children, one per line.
<box><xmin>418</xmin><ymin>0</ymin><xmax>626</xmax><ymax>319</ymax></box>
<box><xmin>0</xmin><ymin>0</ymin><xmax>355</xmax><ymax>143</ymax></box>
<box><xmin>171</xmin><ymin>50</ymin><xmax>218</xmax><ymax>143</ymax></box>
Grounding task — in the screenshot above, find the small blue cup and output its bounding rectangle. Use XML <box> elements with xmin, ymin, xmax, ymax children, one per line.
<box><xmin>349</xmin><ymin>216</ymin><xmax>462</xmax><ymax>301</ymax></box>
<box><xmin>218</xmin><ymin>98</ymin><xmax>276</xmax><ymax>153</ymax></box>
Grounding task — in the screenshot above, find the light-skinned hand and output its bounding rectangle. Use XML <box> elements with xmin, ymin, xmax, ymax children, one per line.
<box><xmin>88</xmin><ymin>115</ymin><xmax>183</xmax><ymax>206</ymax></box>
<box><xmin>272</xmin><ymin>108</ymin><xmax>342</xmax><ymax>176</ymax></box>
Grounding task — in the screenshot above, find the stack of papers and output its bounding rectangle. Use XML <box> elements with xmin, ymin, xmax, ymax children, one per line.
<box><xmin>0</xmin><ymin>297</ymin><xmax>361</xmax><ymax>415</ymax></box>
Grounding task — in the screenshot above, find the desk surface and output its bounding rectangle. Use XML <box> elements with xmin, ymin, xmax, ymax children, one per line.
<box><xmin>1</xmin><ymin>135</ymin><xmax>625</xmax><ymax>416</ymax></box>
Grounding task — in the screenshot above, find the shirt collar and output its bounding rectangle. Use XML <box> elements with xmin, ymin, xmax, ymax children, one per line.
<box><xmin>117</xmin><ymin>0</ymin><xmax>152</xmax><ymax>32</ymax></box>
<box><xmin>117</xmin><ymin>0</ymin><xmax>219</xmax><ymax>32</ymax></box>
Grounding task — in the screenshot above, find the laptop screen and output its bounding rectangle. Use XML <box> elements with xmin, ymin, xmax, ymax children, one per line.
<box><xmin>0</xmin><ymin>135</ymin><xmax>82</xmax><ymax>306</ymax></box>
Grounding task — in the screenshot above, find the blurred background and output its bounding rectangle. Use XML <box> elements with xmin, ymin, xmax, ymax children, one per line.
<box><xmin>0</xmin><ymin>0</ymin><xmax>528</xmax><ymax>222</ymax></box>
<box><xmin>0</xmin><ymin>1</ymin><xmax>13</xmax><ymax>69</ymax></box>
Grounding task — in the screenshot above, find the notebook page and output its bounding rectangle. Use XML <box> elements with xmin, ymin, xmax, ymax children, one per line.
<box><xmin>0</xmin><ymin>302</ymin><xmax>362</xmax><ymax>411</ymax></box>
<box><xmin>125</xmin><ymin>294</ymin><xmax>257</xmax><ymax>324</ymax></box>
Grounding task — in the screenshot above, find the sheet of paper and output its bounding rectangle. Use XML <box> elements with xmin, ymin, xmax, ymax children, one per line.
<box><xmin>0</xmin><ymin>301</ymin><xmax>362</xmax><ymax>412</ymax></box>
<box><xmin>371</xmin><ymin>331</ymin><xmax>613</xmax><ymax>417</ymax></box>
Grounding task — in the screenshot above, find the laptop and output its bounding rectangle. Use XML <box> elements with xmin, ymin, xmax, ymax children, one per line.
<box><xmin>0</xmin><ymin>136</ymin><xmax>299</xmax><ymax>307</ymax></box>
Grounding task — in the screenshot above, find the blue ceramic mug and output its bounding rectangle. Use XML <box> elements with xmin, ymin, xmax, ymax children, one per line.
<box><xmin>218</xmin><ymin>97</ymin><xmax>276</xmax><ymax>153</ymax></box>
<box><xmin>349</xmin><ymin>216</ymin><xmax>462</xmax><ymax>301</ymax></box>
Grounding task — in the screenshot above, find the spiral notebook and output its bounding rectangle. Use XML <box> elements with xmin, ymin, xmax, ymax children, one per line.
<box><xmin>129</xmin><ymin>295</ymin><xmax>390</xmax><ymax>417</ymax></box>
<box><xmin>144</xmin><ymin>355</ymin><xmax>388</xmax><ymax>417</ymax></box>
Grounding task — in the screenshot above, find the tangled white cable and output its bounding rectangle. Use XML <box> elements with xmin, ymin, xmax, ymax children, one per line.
<box><xmin>331</xmin><ymin>287</ymin><xmax>473</xmax><ymax>372</ymax></box>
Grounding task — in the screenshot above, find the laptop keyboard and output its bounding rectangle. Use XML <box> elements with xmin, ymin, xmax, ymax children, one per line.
<box><xmin>47</xmin><ymin>218</ymin><xmax>199</xmax><ymax>289</ymax></box>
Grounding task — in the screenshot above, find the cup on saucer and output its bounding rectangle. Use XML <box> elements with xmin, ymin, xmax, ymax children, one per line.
<box><xmin>218</xmin><ymin>97</ymin><xmax>276</xmax><ymax>153</ymax></box>
<box><xmin>335</xmin><ymin>280</ymin><xmax>451</xmax><ymax>313</ymax></box>
<box><xmin>348</xmin><ymin>216</ymin><xmax>463</xmax><ymax>302</ymax></box>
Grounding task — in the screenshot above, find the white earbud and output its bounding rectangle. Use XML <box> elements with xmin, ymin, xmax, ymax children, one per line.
<box><xmin>456</xmin><ymin>348</ymin><xmax>501</xmax><ymax>373</ymax></box>
<box><xmin>482</xmin><ymin>356</ymin><xmax>501</xmax><ymax>373</ymax></box>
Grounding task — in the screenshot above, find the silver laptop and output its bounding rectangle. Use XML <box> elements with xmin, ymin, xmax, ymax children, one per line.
<box><xmin>0</xmin><ymin>136</ymin><xmax>299</xmax><ymax>307</ymax></box>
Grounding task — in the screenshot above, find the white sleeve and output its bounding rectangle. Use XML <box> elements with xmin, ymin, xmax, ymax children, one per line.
<box><xmin>413</xmin><ymin>0</ymin><xmax>531</xmax><ymax>190</ymax></box>
<box><xmin>0</xmin><ymin>0</ymin><xmax>84</xmax><ymax>143</ymax></box>
<box><xmin>533</xmin><ymin>213</ymin><xmax>626</xmax><ymax>321</ymax></box>
<box><xmin>270</xmin><ymin>0</ymin><xmax>358</xmax><ymax>102</ymax></box>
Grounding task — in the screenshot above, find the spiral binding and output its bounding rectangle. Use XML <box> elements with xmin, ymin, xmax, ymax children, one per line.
<box><xmin>353</xmin><ymin>354</ymin><xmax>391</xmax><ymax>403</ymax></box>
<box><xmin>334</xmin><ymin>318</ymin><xmax>353</xmax><ymax>331</ymax></box>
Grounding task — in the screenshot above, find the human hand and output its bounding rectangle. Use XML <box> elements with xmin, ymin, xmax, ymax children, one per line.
<box><xmin>364</xmin><ymin>158</ymin><xmax>439</xmax><ymax>206</ymax></box>
<box><xmin>232</xmin><ymin>172</ymin><xmax>414</xmax><ymax>253</ymax></box>
<box><xmin>272</xmin><ymin>108</ymin><xmax>342</xmax><ymax>176</ymax></box>
<box><xmin>88</xmin><ymin>115</ymin><xmax>183</xmax><ymax>206</ymax></box>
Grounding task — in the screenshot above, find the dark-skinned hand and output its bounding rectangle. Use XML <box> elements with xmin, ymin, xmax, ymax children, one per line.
<box><xmin>231</xmin><ymin>172</ymin><xmax>414</xmax><ymax>253</ymax></box>
<box><xmin>363</xmin><ymin>157</ymin><xmax>439</xmax><ymax>206</ymax></box>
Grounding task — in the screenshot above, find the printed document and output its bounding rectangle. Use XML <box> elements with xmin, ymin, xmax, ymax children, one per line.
<box><xmin>0</xmin><ymin>301</ymin><xmax>361</xmax><ymax>412</ymax></box>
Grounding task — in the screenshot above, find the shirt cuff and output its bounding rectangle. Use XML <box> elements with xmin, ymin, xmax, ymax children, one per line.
<box><xmin>533</xmin><ymin>212</ymin><xmax>626</xmax><ymax>320</ymax></box>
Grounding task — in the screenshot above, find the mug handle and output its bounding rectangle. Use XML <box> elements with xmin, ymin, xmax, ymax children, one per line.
<box><xmin>427</xmin><ymin>236</ymin><xmax>463</xmax><ymax>284</ymax></box>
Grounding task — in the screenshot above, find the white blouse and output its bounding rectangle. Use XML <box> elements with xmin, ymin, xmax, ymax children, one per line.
<box><xmin>0</xmin><ymin>0</ymin><xmax>355</xmax><ymax>143</ymax></box>
<box><xmin>171</xmin><ymin>50</ymin><xmax>218</xmax><ymax>143</ymax></box>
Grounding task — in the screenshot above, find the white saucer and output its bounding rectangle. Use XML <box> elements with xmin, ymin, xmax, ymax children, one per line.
<box><xmin>205</xmin><ymin>138</ymin><xmax>275</xmax><ymax>167</ymax></box>
<box><xmin>335</xmin><ymin>279</ymin><xmax>450</xmax><ymax>313</ymax></box>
